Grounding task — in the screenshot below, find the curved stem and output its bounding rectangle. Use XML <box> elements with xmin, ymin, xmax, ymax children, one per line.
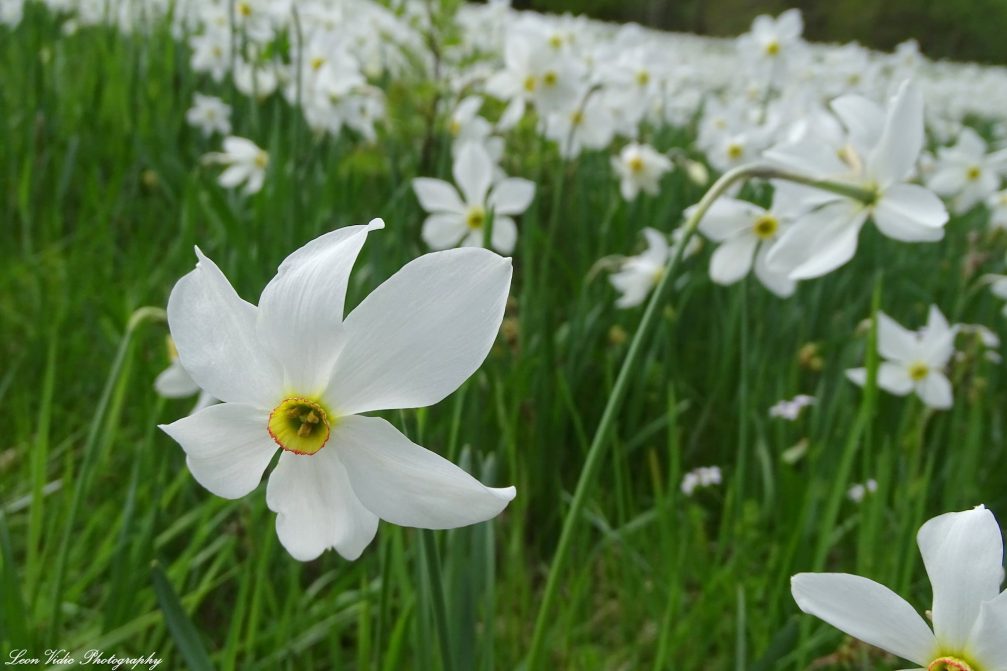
<box><xmin>524</xmin><ymin>162</ymin><xmax>776</xmax><ymax>669</ymax></box>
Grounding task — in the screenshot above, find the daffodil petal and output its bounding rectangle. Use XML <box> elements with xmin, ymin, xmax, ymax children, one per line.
<box><xmin>265</xmin><ymin>449</ymin><xmax>379</xmax><ymax>562</ymax></box>
<box><xmin>966</xmin><ymin>590</ymin><xmax>1007</xmax><ymax>671</ymax></box>
<box><xmin>326</xmin><ymin>248</ymin><xmax>511</xmax><ymax>415</ymax></box>
<box><xmin>334</xmin><ymin>415</ymin><xmax>515</xmax><ymax>529</ymax></box>
<box><xmin>791</xmin><ymin>573</ymin><xmax>936</xmax><ymax>665</ymax></box>
<box><xmin>917</xmin><ymin>505</ymin><xmax>1004</xmax><ymax>651</ymax></box>
<box><xmin>160</xmin><ymin>403</ymin><xmax>276</xmax><ymax>500</ymax></box>
<box><xmin>257</xmin><ymin>220</ymin><xmax>383</xmax><ymax>393</ymax></box>
<box><xmin>167</xmin><ymin>247</ymin><xmax>281</xmax><ymax>406</ymax></box>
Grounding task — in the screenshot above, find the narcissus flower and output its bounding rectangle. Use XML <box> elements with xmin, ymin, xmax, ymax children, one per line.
<box><xmin>846</xmin><ymin>305</ymin><xmax>958</xmax><ymax>409</ymax></box>
<box><xmin>792</xmin><ymin>505</ymin><xmax>1007</xmax><ymax>671</ymax></box>
<box><xmin>160</xmin><ymin>221</ymin><xmax>516</xmax><ymax>561</ymax></box>
<box><xmin>609</xmin><ymin>228</ymin><xmax>669</xmax><ymax>308</ymax></box>
<box><xmin>611</xmin><ymin>143</ymin><xmax>672</xmax><ymax>201</ymax></box>
<box><xmin>203</xmin><ymin>136</ymin><xmax>269</xmax><ymax>195</ymax></box>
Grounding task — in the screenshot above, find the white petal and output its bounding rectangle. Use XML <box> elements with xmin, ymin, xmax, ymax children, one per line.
<box><xmin>927</xmin><ymin>166</ymin><xmax>968</xmax><ymax>196</ymax></box>
<box><xmin>167</xmin><ymin>248</ymin><xmax>281</xmax><ymax>406</ymax></box>
<box><xmin>967</xmin><ymin>590</ymin><xmax>1007</xmax><ymax>671</ymax></box>
<box><xmin>640</xmin><ymin>228</ymin><xmax>670</xmax><ymax>266</ymax></box>
<box><xmin>791</xmin><ymin>573</ymin><xmax>936</xmax><ymax>665</ymax></box>
<box><xmin>878</xmin><ymin>311</ymin><xmax>918</xmax><ymax>363</ymax></box>
<box><xmin>453</xmin><ymin>142</ymin><xmax>493</xmax><ymax>206</ymax></box>
<box><xmin>488</xmin><ymin>178</ymin><xmax>535</xmax><ymax>215</ymax></box>
<box><xmin>917</xmin><ymin>505</ymin><xmax>1005</xmax><ymax>650</ymax></box>
<box><xmin>915</xmin><ymin>372</ymin><xmax>953</xmax><ymax>409</ymax></box>
<box><xmin>879</xmin><ymin>362</ymin><xmax>914</xmax><ymax>395</ymax></box>
<box><xmin>766</xmin><ymin>201</ymin><xmax>867</xmax><ymax>280</ymax></box>
<box><xmin>257</xmin><ymin>221</ymin><xmax>383</xmax><ymax>393</ymax></box>
<box><xmin>334</xmin><ymin>415</ymin><xmax>515</xmax><ymax>529</ymax></box>
<box><xmin>753</xmin><ymin>244</ymin><xmax>796</xmax><ymax>298</ymax></box>
<box><xmin>265</xmin><ymin>449</ymin><xmax>379</xmax><ymax>561</ymax></box>
<box><xmin>695</xmin><ymin>198</ymin><xmax>764</xmax><ymax>242</ymax></box>
<box><xmin>831</xmin><ymin>94</ymin><xmax>884</xmax><ymax>150</ymax></box>
<box><xmin>873</xmin><ymin>184</ymin><xmax>947</xmax><ymax>242</ymax></box>
<box><xmin>412</xmin><ymin>178</ymin><xmax>465</xmax><ymax>214</ymax></box>
<box><xmin>160</xmin><ymin>403</ymin><xmax>276</xmax><ymax>500</ymax></box>
<box><xmin>490</xmin><ymin>215</ymin><xmax>518</xmax><ymax>255</ymax></box>
<box><xmin>325</xmin><ymin>248</ymin><xmax>511</xmax><ymax>415</ymax></box>
<box><xmin>421</xmin><ymin>213</ymin><xmax>467</xmax><ymax>250</ymax></box>
<box><xmin>846</xmin><ymin>368</ymin><xmax>868</xmax><ymax>387</ymax></box>
<box><xmin>709</xmin><ymin>235</ymin><xmax>758</xmax><ymax>285</ymax></box>
<box><xmin>869</xmin><ymin>80</ymin><xmax>924</xmax><ymax>186</ymax></box>
<box><xmin>154</xmin><ymin>361</ymin><xmax>200</xmax><ymax>398</ymax></box>
<box><xmin>218</xmin><ymin>164</ymin><xmax>252</xmax><ymax>189</ymax></box>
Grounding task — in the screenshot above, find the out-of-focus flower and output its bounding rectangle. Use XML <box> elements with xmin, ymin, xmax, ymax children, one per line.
<box><xmin>692</xmin><ymin>196</ymin><xmax>796</xmax><ymax>297</ymax></box>
<box><xmin>985</xmin><ymin>190</ymin><xmax>1007</xmax><ymax>229</ymax></box>
<box><xmin>847</xmin><ymin>479</ymin><xmax>878</xmax><ymax>503</ymax></box>
<box><xmin>792</xmin><ymin>505</ymin><xmax>1007</xmax><ymax>671</ymax></box>
<box><xmin>155</xmin><ymin>336</ymin><xmax>215</xmax><ymax>414</ymax></box>
<box><xmin>412</xmin><ymin>142</ymin><xmax>534</xmax><ymax>255</ymax></box>
<box><xmin>160</xmin><ymin>221</ymin><xmax>516</xmax><ymax>561</ymax></box>
<box><xmin>202</xmin><ymin>136</ymin><xmax>269</xmax><ymax>195</ymax></box>
<box><xmin>769</xmin><ymin>394</ymin><xmax>815</xmax><ymax>421</ymax></box>
<box><xmin>186</xmin><ymin>93</ymin><xmax>232</xmax><ymax>137</ymax></box>
<box><xmin>766</xmin><ymin>80</ymin><xmax>948</xmax><ymax>280</ymax></box>
<box><xmin>609</xmin><ymin>228</ymin><xmax>668</xmax><ymax>309</ymax></box>
<box><xmin>928</xmin><ymin>128</ymin><xmax>1007</xmax><ymax>215</ymax></box>
<box><xmin>735</xmin><ymin>9</ymin><xmax>804</xmax><ymax>83</ymax></box>
<box><xmin>681</xmin><ymin>466</ymin><xmax>722</xmax><ymax>496</ymax></box>
<box><xmin>611</xmin><ymin>143</ymin><xmax>672</xmax><ymax>201</ymax></box>
<box><xmin>846</xmin><ymin>306</ymin><xmax>958</xmax><ymax>410</ymax></box>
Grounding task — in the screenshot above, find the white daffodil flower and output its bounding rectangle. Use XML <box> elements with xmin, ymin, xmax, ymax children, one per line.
<box><xmin>154</xmin><ymin>336</ymin><xmax>215</xmax><ymax>415</ymax></box>
<box><xmin>412</xmin><ymin>142</ymin><xmax>535</xmax><ymax>255</ymax></box>
<box><xmin>611</xmin><ymin>143</ymin><xmax>672</xmax><ymax>201</ymax></box>
<box><xmin>185</xmin><ymin>93</ymin><xmax>232</xmax><ymax>137</ymax></box>
<box><xmin>928</xmin><ymin>128</ymin><xmax>1007</xmax><ymax>215</ymax></box>
<box><xmin>691</xmin><ymin>196</ymin><xmax>796</xmax><ymax>297</ymax></box>
<box><xmin>736</xmin><ymin>9</ymin><xmax>804</xmax><ymax>83</ymax></box>
<box><xmin>609</xmin><ymin>228</ymin><xmax>669</xmax><ymax>309</ymax></box>
<box><xmin>792</xmin><ymin>505</ymin><xmax>1007</xmax><ymax>671</ymax></box>
<box><xmin>765</xmin><ymin>80</ymin><xmax>948</xmax><ymax>280</ymax></box>
<box><xmin>846</xmin><ymin>305</ymin><xmax>958</xmax><ymax>410</ymax></box>
<box><xmin>986</xmin><ymin>190</ymin><xmax>1007</xmax><ymax>230</ymax></box>
<box><xmin>202</xmin><ymin>136</ymin><xmax>269</xmax><ymax>195</ymax></box>
<box><xmin>160</xmin><ymin>221</ymin><xmax>516</xmax><ymax>561</ymax></box>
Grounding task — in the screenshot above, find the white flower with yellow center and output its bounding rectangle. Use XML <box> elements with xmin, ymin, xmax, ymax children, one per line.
<box><xmin>846</xmin><ymin>305</ymin><xmax>958</xmax><ymax>410</ymax></box>
<box><xmin>186</xmin><ymin>93</ymin><xmax>232</xmax><ymax>137</ymax></box>
<box><xmin>928</xmin><ymin>128</ymin><xmax>1007</xmax><ymax>215</ymax></box>
<box><xmin>792</xmin><ymin>505</ymin><xmax>1007</xmax><ymax>671</ymax></box>
<box><xmin>609</xmin><ymin>228</ymin><xmax>670</xmax><ymax>309</ymax></box>
<box><xmin>412</xmin><ymin>142</ymin><xmax>535</xmax><ymax>255</ymax></box>
<box><xmin>691</xmin><ymin>196</ymin><xmax>796</xmax><ymax>297</ymax></box>
<box><xmin>611</xmin><ymin>143</ymin><xmax>672</xmax><ymax>202</ymax></box>
<box><xmin>202</xmin><ymin>136</ymin><xmax>269</xmax><ymax>195</ymax></box>
<box><xmin>160</xmin><ymin>221</ymin><xmax>516</xmax><ymax>561</ymax></box>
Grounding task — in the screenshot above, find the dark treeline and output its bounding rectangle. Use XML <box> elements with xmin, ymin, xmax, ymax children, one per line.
<box><xmin>510</xmin><ymin>0</ymin><xmax>1007</xmax><ymax>65</ymax></box>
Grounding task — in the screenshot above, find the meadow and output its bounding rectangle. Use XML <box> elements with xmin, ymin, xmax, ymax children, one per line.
<box><xmin>1</xmin><ymin>2</ymin><xmax>1006</xmax><ymax>670</ymax></box>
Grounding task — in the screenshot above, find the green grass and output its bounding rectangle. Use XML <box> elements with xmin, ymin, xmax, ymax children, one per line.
<box><xmin>2</xmin><ymin>6</ymin><xmax>1006</xmax><ymax>670</ymax></box>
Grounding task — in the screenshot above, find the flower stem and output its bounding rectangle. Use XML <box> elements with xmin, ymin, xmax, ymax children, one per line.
<box><xmin>524</xmin><ymin>162</ymin><xmax>776</xmax><ymax>669</ymax></box>
<box><xmin>420</xmin><ymin>530</ymin><xmax>455</xmax><ymax>671</ymax></box>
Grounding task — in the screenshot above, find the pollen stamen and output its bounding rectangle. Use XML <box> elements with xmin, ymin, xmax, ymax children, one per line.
<box><xmin>269</xmin><ymin>397</ymin><xmax>334</xmax><ymax>455</ymax></box>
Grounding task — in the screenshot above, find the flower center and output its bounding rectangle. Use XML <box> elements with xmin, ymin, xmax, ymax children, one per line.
<box><xmin>449</xmin><ymin>119</ymin><xmax>461</xmax><ymax>136</ymax></box>
<box><xmin>928</xmin><ymin>656</ymin><xmax>976</xmax><ymax>671</ymax></box>
<box><xmin>752</xmin><ymin>214</ymin><xmax>779</xmax><ymax>240</ymax></box>
<box><xmin>542</xmin><ymin>70</ymin><xmax>558</xmax><ymax>87</ymax></box>
<box><xmin>727</xmin><ymin>143</ymin><xmax>744</xmax><ymax>160</ymax></box>
<box><xmin>466</xmin><ymin>206</ymin><xmax>486</xmax><ymax>230</ymax></box>
<box><xmin>636</xmin><ymin>70</ymin><xmax>650</xmax><ymax>86</ymax></box>
<box><xmin>310</xmin><ymin>56</ymin><xmax>325</xmax><ymax>71</ymax></box>
<box><xmin>765</xmin><ymin>39</ymin><xmax>780</xmax><ymax>56</ymax></box>
<box><xmin>548</xmin><ymin>34</ymin><xmax>563</xmax><ymax>49</ymax></box>
<box><xmin>966</xmin><ymin>165</ymin><xmax>982</xmax><ymax>181</ymax></box>
<box><xmin>908</xmin><ymin>361</ymin><xmax>930</xmax><ymax>381</ymax></box>
<box><xmin>268</xmin><ymin>397</ymin><xmax>333</xmax><ymax>455</ymax></box>
<box><xmin>570</xmin><ymin>110</ymin><xmax>584</xmax><ymax>126</ymax></box>
<box><xmin>236</xmin><ymin>1</ymin><xmax>252</xmax><ymax>17</ymax></box>
<box><xmin>254</xmin><ymin>151</ymin><xmax>269</xmax><ymax>169</ymax></box>
<box><xmin>628</xmin><ymin>156</ymin><xmax>645</xmax><ymax>174</ymax></box>
<box><xmin>523</xmin><ymin>75</ymin><xmax>537</xmax><ymax>93</ymax></box>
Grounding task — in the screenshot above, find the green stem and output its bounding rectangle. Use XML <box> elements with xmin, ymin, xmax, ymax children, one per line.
<box><xmin>420</xmin><ymin>530</ymin><xmax>455</xmax><ymax>671</ymax></box>
<box><xmin>524</xmin><ymin>163</ymin><xmax>772</xmax><ymax>669</ymax></box>
<box><xmin>47</xmin><ymin>307</ymin><xmax>164</xmax><ymax>639</ymax></box>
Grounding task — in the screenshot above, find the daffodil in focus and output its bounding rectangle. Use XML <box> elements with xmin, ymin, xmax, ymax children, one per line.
<box><xmin>160</xmin><ymin>220</ymin><xmax>516</xmax><ymax>561</ymax></box>
<box><xmin>412</xmin><ymin>142</ymin><xmax>535</xmax><ymax>255</ymax></box>
<box><xmin>792</xmin><ymin>505</ymin><xmax>1007</xmax><ymax>671</ymax></box>
<box><xmin>611</xmin><ymin>142</ymin><xmax>672</xmax><ymax>201</ymax></box>
<box><xmin>765</xmin><ymin>80</ymin><xmax>949</xmax><ymax>279</ymax></box>
<box><xmin>202</xmin><ymin>136</ymin><xmax>269</xmax><ymax>195</ymax></box>
<box><xmin>846</xmin><ymin>305</ymin><xmax>958</xmax><ymax>410</ymax></box>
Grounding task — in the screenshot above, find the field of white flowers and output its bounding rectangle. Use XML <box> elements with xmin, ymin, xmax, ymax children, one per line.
<box><xmin>2</xmin><ymin>1</ymin><xmax>1007</xmax><ymax>669</ymax></box>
